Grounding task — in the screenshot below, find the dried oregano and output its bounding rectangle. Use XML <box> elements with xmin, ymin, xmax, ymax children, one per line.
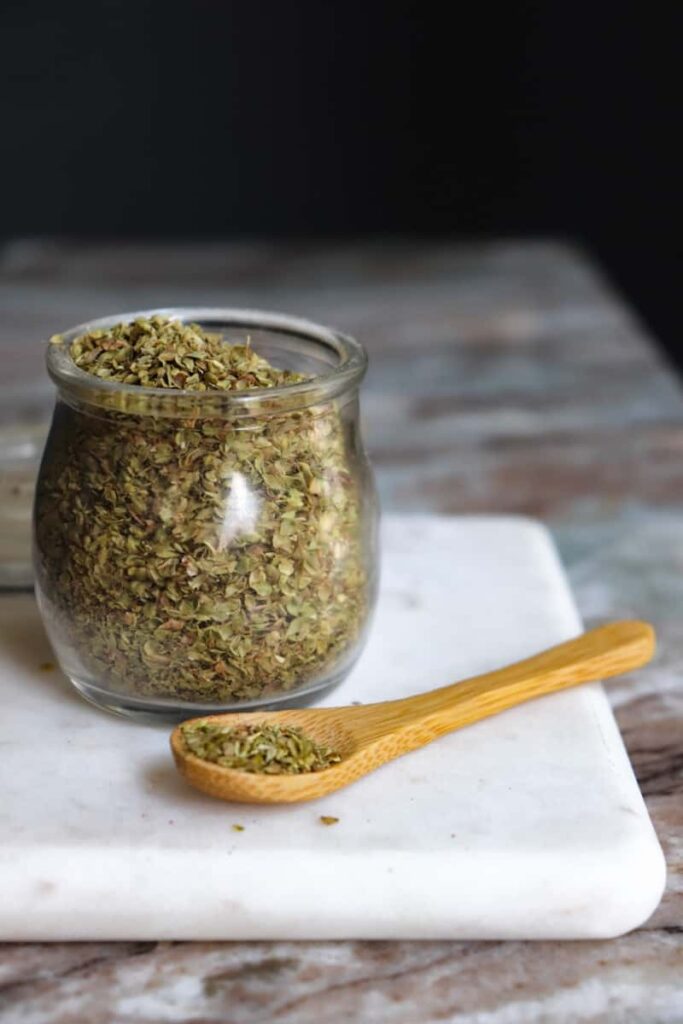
<box><xmin>35</xmin><ymin>316</ymin><xmax>368</xmax><ymax>703</ymax></box>
<box><xmin>65</xmin><ymin>316</ymin><xmax>305</xmax><ymax>391</ymax></box>
<box><xmin>182</xmin><ymin>721</ymin><xmax>341</xmax><ymax>774</ymax></box>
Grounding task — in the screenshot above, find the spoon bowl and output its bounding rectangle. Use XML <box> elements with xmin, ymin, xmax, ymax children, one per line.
<box><xmin>171</xmin><ymin>707</ymin><xmax>362</xmax><ymax>803</ymax></box>
<box><xmin>170</xmin><ymin>620</ymin><xmax>655</xmax><ymax>804</ymax></box>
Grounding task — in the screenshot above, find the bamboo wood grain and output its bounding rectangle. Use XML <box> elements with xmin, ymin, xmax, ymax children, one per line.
<box><xmin>170</xmin><ymin>620</ymin><xmax>655</xmax><ymax>804</ymax></box>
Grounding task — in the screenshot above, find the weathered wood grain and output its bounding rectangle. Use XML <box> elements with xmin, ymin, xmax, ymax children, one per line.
<box><xmin>1</xmin><ymin>239</ymin><xmax>681</xmax><ymax>1023</ymax></box>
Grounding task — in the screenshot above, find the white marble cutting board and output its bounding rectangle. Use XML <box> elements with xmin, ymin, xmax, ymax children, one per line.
<box><xmin>0</xmin><ymin>517</ymin><xmax>665</xmax><ymax>940</ymax></box>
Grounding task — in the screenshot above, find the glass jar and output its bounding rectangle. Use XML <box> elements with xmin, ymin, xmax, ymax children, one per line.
<box><xmin>33</xmin><ymin>308</ymin><xmax>379</xmax><ymax>722</ymax></box>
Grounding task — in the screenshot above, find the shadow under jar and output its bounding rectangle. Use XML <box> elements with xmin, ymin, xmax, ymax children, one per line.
<box><xmin>33</xmin><ymin>309</ymin><xmax>379</xmax><ymax>723</ymax></box>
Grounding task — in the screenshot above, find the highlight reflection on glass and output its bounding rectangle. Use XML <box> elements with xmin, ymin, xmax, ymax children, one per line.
<box><xmin>218</xmin><ymin>471</ymin><xmax>261</xmax><ymax>549</ymax></box>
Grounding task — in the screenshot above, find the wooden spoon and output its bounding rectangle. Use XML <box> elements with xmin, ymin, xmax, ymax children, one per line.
<box><xmin>170</xmin><ymin>620</ymin><xmax>654</xmax><ymax>805</ymax></box>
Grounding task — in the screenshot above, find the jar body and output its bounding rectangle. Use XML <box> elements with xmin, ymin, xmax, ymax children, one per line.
<box><xmin>33</xmin><ymin>313</ymin><xmax>378</xmax><ymax>721</ymax></box>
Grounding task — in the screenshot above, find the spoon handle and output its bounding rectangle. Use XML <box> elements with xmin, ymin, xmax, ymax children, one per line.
<box><xmin>353</xmin><ymin>620</ymin><xmax>655</xmax><ymax>744</ymax></box>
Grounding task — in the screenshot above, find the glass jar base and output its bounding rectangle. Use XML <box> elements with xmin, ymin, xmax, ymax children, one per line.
<box><xmin>68</xmin><ymin>671</ymin><xmax>353</xmax><ymax>725</ymax></box>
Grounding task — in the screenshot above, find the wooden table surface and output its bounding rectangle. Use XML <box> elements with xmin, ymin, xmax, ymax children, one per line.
<box><xmin>0</xmin><ymin>240</ymin><xmax>681</xmax><ymax>1023</ymax></box>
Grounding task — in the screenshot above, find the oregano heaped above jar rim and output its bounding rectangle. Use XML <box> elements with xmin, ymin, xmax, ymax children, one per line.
<box><xmin>65</xmin><ymin>314</ymin><xmax>310</xmax><ymax>391</ymax></box>
<box><xmin>47</xmin><ymin>307</ymin><xmax>367</xmax><ymax>419</ymax></box>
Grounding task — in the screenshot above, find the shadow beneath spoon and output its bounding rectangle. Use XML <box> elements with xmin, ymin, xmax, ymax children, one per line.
<box><xmin>142</xmin><ymin>755</ymin><xmax>223</xmax><ymax>810</ymax></box>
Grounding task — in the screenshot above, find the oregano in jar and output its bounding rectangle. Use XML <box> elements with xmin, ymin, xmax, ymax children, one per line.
<box><xmin>34</xmin><ymin>311</ymin><xmax>378</xmax><ymax>720</ymax></box>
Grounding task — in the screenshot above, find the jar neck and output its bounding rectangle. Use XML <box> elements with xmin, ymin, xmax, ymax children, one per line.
<box><xmin>53</xmin><ymin>384</ymin><xmax>360</xmax><ymax>425</ymax></box>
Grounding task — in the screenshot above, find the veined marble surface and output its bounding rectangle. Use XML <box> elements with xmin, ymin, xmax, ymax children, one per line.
<box><xmin>0</xmin><ymin>519</ymin><xmax>665</xmax><ymax>942</ymax></box>
<box><xmin>0</xmin><ymin>240</ymin><xmax>681</xmax><ymax>1022</ymax></box>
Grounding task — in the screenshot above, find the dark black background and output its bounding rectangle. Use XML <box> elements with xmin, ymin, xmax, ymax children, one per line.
<box><xmin>1</xmin><ymin>1</ymin><xmax>680</xmax><ymax>362</ymax></box>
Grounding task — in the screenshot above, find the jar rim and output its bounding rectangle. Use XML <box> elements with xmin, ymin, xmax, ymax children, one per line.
<box><xmin>46</xmin><ymin>307</ymin><xmax>367</xmax><ymax>414</ymax></box>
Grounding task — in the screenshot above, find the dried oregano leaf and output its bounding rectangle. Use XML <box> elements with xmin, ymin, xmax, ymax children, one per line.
<box><xmin>35</xmin><ymin>316</ymin><xmax>368</xmax><ymax>703</ymax></box>
<box><xmin>182</xmin><ymin>721</ymin><xmax>341</xmax><ymax>774</ymax></box>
